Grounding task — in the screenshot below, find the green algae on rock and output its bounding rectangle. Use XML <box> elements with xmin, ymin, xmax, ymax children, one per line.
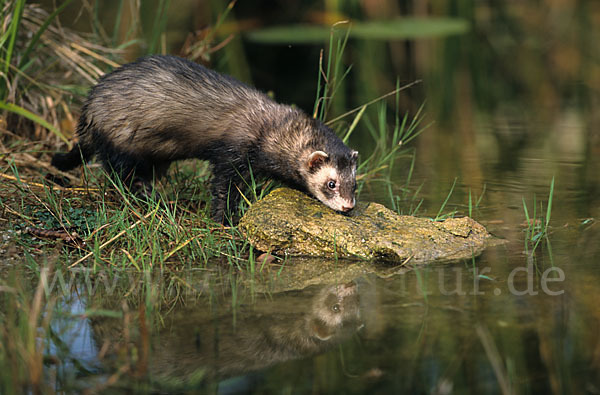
<box><xmin>238</xmin><ymin>188</ymin><xmax>492</xmax><ymax>264</ymax></box>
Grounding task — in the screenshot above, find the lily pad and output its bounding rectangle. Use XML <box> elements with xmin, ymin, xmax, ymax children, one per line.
<box><xmin>245</xmin><ymin>17</ymin><xmax>470</xmax><ymax>44</ymax></box>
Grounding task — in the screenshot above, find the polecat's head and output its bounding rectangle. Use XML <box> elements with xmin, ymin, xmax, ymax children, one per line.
<box><xmin>304</xmin><ymin>149</ymin><xmax>358</xmax><ymax>213</ymax></box>
<box><xmin>308</xmin><ymin>281</ymin><xmax>362</xmax><ymax>341</ymax></box>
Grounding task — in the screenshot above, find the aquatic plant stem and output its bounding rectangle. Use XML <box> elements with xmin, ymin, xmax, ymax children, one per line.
<box><xmin>325</xmin><ymin>80</ymin><xmax>422</xmax><ymax>126</ymax></box>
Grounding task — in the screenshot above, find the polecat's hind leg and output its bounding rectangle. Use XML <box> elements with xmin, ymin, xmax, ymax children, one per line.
<box><xmin>130</xmin><ymin>162</ymin><xmax>171</xmax><ymax>201</ymax></box>
<box><xmin>99</xmin><ymin>147</ymin><xmax>169</xmax><ymax>200</ymax></box>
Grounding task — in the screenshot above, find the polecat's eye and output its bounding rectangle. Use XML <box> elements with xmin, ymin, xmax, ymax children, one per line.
<box><xmin>332</xmin><ymin>304</ymin><xmax>341</xmax><ymax>313</ymax></box>
<box><xmin>328</xmin><ymin>180</ymin><xmax>336</xmax><ymax>189</ymax></box>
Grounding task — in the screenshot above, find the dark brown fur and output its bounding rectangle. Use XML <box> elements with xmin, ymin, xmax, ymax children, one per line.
<box><xmin>52</xmin><ymin>55</ymin><xmax>358</xmax><ymax>222</ymax></box>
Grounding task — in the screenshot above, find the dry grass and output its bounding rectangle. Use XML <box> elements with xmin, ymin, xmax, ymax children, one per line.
<box><xmin>3</xmin><ymin>4</ymin><xmax>119</xmax><ymax>135</ymax></box>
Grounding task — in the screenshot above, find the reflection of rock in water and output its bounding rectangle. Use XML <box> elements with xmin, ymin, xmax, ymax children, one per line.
<box><xmin>91</xmin><ymin>281</ymin><xmax>363</xmax><ymax>387</ymax></box>
<box><xmin>152</xmin><ymin>281</ymin><xmax>362</xmax><ymax>382</ymax></box>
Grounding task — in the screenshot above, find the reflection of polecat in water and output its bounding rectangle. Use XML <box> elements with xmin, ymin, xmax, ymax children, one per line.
<box><xmin>252</xmin><ymin>281</ymin><xmax>361</xmax><ymax>358</ymax></box>
<box><xmin>151</xmin><ymin>281</ymin><xmax>362</xmax><ymax>382</ymax></box>
<box><xmin>88</xmin><ymin>281</ymin><xmax>362</xmax><ymax>388</ymax></box>
<box><xmin>86</xmin><ymin>282</ymin><xmax>364</xmax><ymax>388</ymax></box>
<box><xmin>51</xmin><ymin>55</ymin><xmax>358</xmax><ymax>222</ymax></box>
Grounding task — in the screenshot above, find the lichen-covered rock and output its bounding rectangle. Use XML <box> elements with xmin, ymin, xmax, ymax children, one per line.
<box><xmin>238</xmin><ymin>188</ymin><xmax>492</xmax><ymax>264</ymax></box>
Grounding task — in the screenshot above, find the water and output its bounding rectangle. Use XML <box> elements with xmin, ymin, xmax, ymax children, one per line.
<box><xmin>30</xmin><ymin>222</ymin><xmax>600</xmax><ymax>393</ymax></box>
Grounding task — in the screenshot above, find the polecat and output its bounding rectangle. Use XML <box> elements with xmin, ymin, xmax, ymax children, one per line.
<box><xmin>51</xmin><ymin>55</ymin><xmax>358</xmax><ymax>222</ymax></box>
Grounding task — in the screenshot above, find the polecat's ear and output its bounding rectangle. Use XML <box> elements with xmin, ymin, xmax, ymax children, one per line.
<box><xmin>351</xmin><ymin>150</ymin><xmax>358</xmax><ymax>161</ymax></box>
<box><xmin>307</xmin><ymin>151</ymin><xmax>329</xmax><ymax>171</ymax></box>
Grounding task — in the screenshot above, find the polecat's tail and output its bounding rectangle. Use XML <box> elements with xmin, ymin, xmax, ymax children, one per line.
<box><xmin>51</xmin><ymin>142</ymin><xmax>93</xmax><ymax>171</ymax></box>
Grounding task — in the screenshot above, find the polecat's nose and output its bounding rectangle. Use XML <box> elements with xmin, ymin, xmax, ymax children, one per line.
<box><xmin>341</xmin><ymin>204</ymin><xmax>354</xmax><ymax>212</ymax></box>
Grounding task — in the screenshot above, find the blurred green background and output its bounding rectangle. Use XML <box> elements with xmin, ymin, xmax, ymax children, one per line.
<box><xmin>37</xmin><ymin>0</ymin><xmax>599</xmax><ymax>184</ymax></box>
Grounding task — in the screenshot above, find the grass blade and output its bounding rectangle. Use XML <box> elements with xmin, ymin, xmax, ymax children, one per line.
<box><xmin>325</xmin><ymin>80</ymin><xmax>421</xmax><ymax>126</ymax></box>
<box><xmin>0</xmin><ymin>101</ymin><xmax>69</xmax><ymax>144</ymax></box>
<box><xmin>545</xmin><ymin>176</ymin><xmax>555</xmax><ymax>232</ymax></box>
<box><xmin>435</xmin><ymin>177</ymin><xmax>457</xmax><ymax>220</ymax></box>
<box><xmin>3</xmin><ymin>0</ymin><xmax>25</xmax><ymax>74</ymax></box>
<box><xmin>343</xmin><ymin>105</ymin><xmax>367</xmax><ymax>143</ymax></box>
<box><xmin>18</xmin><ymin>0</ymin><xmax>75</xmax><ymax>69</ymax></box>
